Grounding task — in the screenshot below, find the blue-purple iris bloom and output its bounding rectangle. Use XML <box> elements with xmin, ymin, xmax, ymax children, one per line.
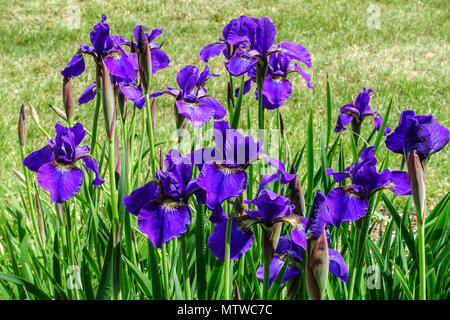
<box><xmin>61</xmin><ymin>15</ymin><xmax>169</xmax><ymax>108</ymax></box>
<box><xmin>325</xmin><ymin>146</ymin><xmax>411</xmax><ymax>226</ymax></box>
<box><xmin>385</xmin><ymin>109</ymin><xmax>450</xmax><ymax>162</ymax></box>
<box><xmin>123</xmin><ymin>150</ymin><xmax>199</xmax><ymax>248</ymax></box>
<box><xmin>190</xmin><ymin>121</ymin><xmax>295</xmax><ymax>222</ymax></box>
<box><xmin>207</xmin><ymin>174</ymin><xmax>296</xmax><ymax>262</ymax></box>
<box><xmin>148</xmin><ymin>65</ymin><xmax>226</xmax><ymax>128</ymax></box>
<box><xmin>335</xmin><ymin>87</ymin><xmax>391</xmax><ymax>136</ymax></box>
<box><xmin>23</xmin><ymin>122</ymin><xmax>104</xmax><ymax>203</ymax></box>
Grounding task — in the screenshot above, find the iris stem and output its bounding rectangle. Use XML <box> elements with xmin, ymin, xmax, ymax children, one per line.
<box><xmin>179</xmin><ymin>235</ymin><xmax>191</xmax><ymax>300</ymax></box>
<box><xmin>160</xmin><ymin>244</ymin><xmax>170</xmax><ymax>300</ymax></box>
<box><xmin>224</xmin><ymin>214</ymin><xmax>233</xmax><ymax>300</ymax></box>
<box><xmin>262</xmin><ymin>229</ymin><xmax>271</xmax><ymax>300</ymax></box>
<box><xmin>144</xmin><ymin>93</ymin><xmax>156</xmax><ymax>176</ymax></box>
<box><xmin>108</xmin><ymin>137</ymin><xmax>119</xmax><ymax>226</ymax></box>
<box><xmin>418</xmin><ymin>220</ymin><xmax>427</xmax><ymax>300</ymax></box>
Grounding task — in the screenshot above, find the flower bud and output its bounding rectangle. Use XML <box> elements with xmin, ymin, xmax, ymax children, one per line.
<box><xmin>137</xmin><ymin>26</ymin><xmax>151</xmax><ymax>93</ymax></box>
<box><xmin>150</xmin><ymin>97</ymin><xmax>157</xmax><ymax>132</ymax></box>
<box><xmin>48</xmin><ymin>104</ymin><xmax>68</xmax><ymax>121</ymax></box>
<box><xmin>29</xmin><ymin>104</ymin><xmax>40</xmax><ymax>126</ymax></box>
<box><xmin>306</xmin><ymin>229</ymin><xmax>329</xmax><ymax>300</ymax></box>
<box><xmin>63</xmin><ymin>77</ymin><xmax>75</xmax><ymax>123</ymax></box>
<box><xmin>100</xmin><ymin>63</ymin><xmax>116</xmax><ymax>139</ymax></box>
<box><xmin>18</xmin><ymin>104</ymin><xmax>26</xmax><ymax>146</ymax></box>
<box><xmin>288</xmin><ymin>165</ymin><xmax>306</xmax><ymax>216</ymax></box>
<box><xmin>117</xmin><ymin>91</ymin><xmax>127</xmax><ymax>122</ymax></box>
<box><xmin>408</xmin><ymin>150</ymin><xmax>426</xmax><ymax>223</ymax></box>
<box><xmin>12</xmin><ymin>168</ymin><xmax>26</xmax><ymax>183</ymax></box>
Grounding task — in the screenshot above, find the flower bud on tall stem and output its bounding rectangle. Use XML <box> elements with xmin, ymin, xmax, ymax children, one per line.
<box><xmin>408</xmin><ymin>150</ymin><xmax>426</xmax><ymax>224</ymax></box>
<box><xmin>63</xmin><ymin>77</ymin><xmax>75</xmax><ymax>125</ymax></box>
<box><xmin>18</xmin><ymin>104</ymin><xmax>26</xmax><ymax>146</ymax></box>
<box><xmin>306</xmin><ymin>229</ymin><xmax>329</xmax><ymax>300</ymax></box>
<box><xmin>138</xmin><ymin>26</ymin><xmax>151</xmax><ymax>94</ymax></box>
<box><xmin>100</xmin><ymin>62</ymin><xmax>116</xmax><ymax>140</ymax></box>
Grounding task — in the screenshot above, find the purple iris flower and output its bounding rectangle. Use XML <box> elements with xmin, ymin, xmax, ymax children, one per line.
<box><xmin>325</xmin><ymin>146</ymin><xmax>411</xmax><ymax>226</ymax></box>
<box><xmin>256</xmin><ymin>236</ymin><xmax>302</xmax><ymax>287</ymax></box>
<box><xmin>335</xmin><ymin>87</ymin><xmax>391</xmax><ymax>136</ymax></box>
<box><xmin>385</xmin><ymin>109</ymin><xmax>450</xmax><ymax>161</ymax></box>
<box><xmin>193</xmin><ymin>121</ymin><xmax>295</xmax><ymax>216</ymax></box>
<box><xmin>236</xmin><ymin>52</ymin><xmax>314</xmax><ymax>110</ymax></box>
<box><xmin>207</xmin><ymin>175</ymin><xmax>298</xmax><ymax>261</ymax></box>
<box><xmin>123</xmin><ymin>149</ymin><xmax>200</xmax><ymax>248</ymax></box>
<box><xmin>23</xmin><ymin>122</ymin><xmax>104</xmax><ymax>203</ymax></box>
<box><xmin>148</xmin><ymin>65</ymin><xmax>226</xmax><ymax>128</ymax></box>
<box><xmin>291</xmin><ymin>191</ymin><xmax>349</xmax><ymax>283</ymax></box>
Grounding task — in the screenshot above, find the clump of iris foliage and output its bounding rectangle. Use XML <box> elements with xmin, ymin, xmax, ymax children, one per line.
<box><xmin>1</xmin><ymin>15</ymin><xmax>449</xmax><ymax>301</ymax></box>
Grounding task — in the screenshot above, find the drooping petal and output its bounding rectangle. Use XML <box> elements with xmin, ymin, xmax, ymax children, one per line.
<box><xmin>199</xmin><ymin>43</ymin><xmax>227</xmax><ymax>62</ymax></box>
<box><xmin>175</xmin><ymin>100</ymin><xmax>215</xmax><ymax>129</ymax></box>
<box><xmin>82</xmin><ymin>156</ymin><xmax>105</xmax><ymax>186</ymax></box>
<box><xmin>256</xmin><ymin>172</ymin><xmax>279</xmax><ymax>197</ymax></box>
<box><xmin>23</xmin><ymin>146</ymin><xmax>55</xmax><ymax>172</ymax></box>
<box><xmin>262</xmin><ymin>76</ymin><xmax>292</xmax><ymax>106</ymax></box>
<box><xmin>279</xmin><ymin>41</ymin><xmax>312</xmax><ymax>68</ymax></box>
<box><xmin>244</xmin><ymin>188</ymin><xmax>294</xmax><ymax>224</ymax></box>
<box><xmin>328</xmin><ymin>248</ymin><xmax>349</xmax><ymax>282</ymax></box>
<box><xmin>276</xmin><ymin>236</ymin><xmax>303</xmax><ymax>261</ymax></box>
<box><xmin>325</xmin><ymin>168</ymin><xmax>350</xmax><ymax>183</ymax></box>
<box><xmin>197</xmin><ymin>162</ymin><xmax>248</xmax><ymax>210</ymax></box>
<box><xmin>256</xmin><ymin>256</ymin><xmax>300</xmax><ymax>287</ymax></box>
<box><xmin>151</xmin><ymin>48</ymin><xmax>170</xmax><ymax>74</ymax></box>
<box><xmin>225</xmin><ymin>49</ymin><xmax>258</xmax><ymax>77</ymax></box>
<box><xmin>385</xmin><ymin>110</ymin><xmax>416</xmax><ymax>154</ymax></box>
<box><xmin>78</xmin><ymin>82</ymin><xmax>97</xmax><ymax>105</ymax></box>
<box><xmin>138</xmin><ymin>200</ymin><xmax>191</xmax><ymax>248</ymax></box>
<box><xmin>326</xmin><ymin>186</ymin><xmax>368</xmax><ymax>226</ymax></box>
<box><xmin>74</xmin><ymin>145</ymin><xmax>90</xmax><ymax>158</ymax></box>
<box><xmin>291</xmin><ymin>217</ymin><xmax>308</xmax><ymax>250</ymax></box>
<box><xmin>123</xmin><ymin>182</ymin><xmax>159</xmax><ymax>216</ymax></box>
<box><xmin>389</xmin><ymin>171</ymin><xmax>411</xmax><ymax>195</ymax></box>
<box><xmin>259</xmin><ymin>155</ymin><xmax>296</xmax><ymax>184</ymax></box>
<box><xmin>198</xmin><ymin>96</ymin><xmax>226</xmax><ymax>120</ymax></box>
<box><xmin>305</xmin><ymin>190</ymin><xmax>333</xmax><ymax>240</ymax></box>
<box><xmin>37</xmin><ymin>162</ymin><xmax>84</xmax><ymax>203</ymax></box>
<box><xmin>61</xmin><ymin>53</ymin><xmax>85</xmax><ymax>78</ymax></box>
<box><xmin>119</xmin><ymin>85</ymin><xmax>145</xmax><ymax>109</ymax></box>
<box><xmin>373</xmin><ymin>115</ymin><xmax>391</xmax><ymax>136</ymax></box>
<box><xmin>209</xmin><ymin>204</ymin><xmax>229</xmax><ymax>223</ymax></box>
<box><xmin>335</xmin><ymin>111</ymin><xmax>354</xmax><ymax>132</ymax></box>
<box><xmin>104</xmin><ymin>47</ymin><xmax>137</xmax><ymax>84</ymax></box>
<box><xmin>208</xmin><ymin>217</ymin><xmax>254</xmax><ymax>262</ymax></box>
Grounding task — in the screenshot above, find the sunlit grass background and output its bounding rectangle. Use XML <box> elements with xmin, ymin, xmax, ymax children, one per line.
<box><xmin>0</xmin><ymin>0</ymin><xmax>448</xmax><ymax>202</ymax></box>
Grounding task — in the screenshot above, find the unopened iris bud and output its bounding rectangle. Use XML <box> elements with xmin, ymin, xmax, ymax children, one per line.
<box><xmin>138</xmin><ymin>26</ymin><xmax>151</xmax><ymax>93</ymax></box>
<box><xmin>29</xmin><ymin>104</ymin><xmax>40</xmax><ymax>126</ymax></box>
<box><xmin>408</xmin><ymin>150</ymin><xmax>426</xmax><ymax>224</ymax></box>
<box><xmin>18</xmin><ymin>104</ymin><xmax>26</xmax><ymax>146</ymax></box>
<box><xmin>306</xmin><ymin>229</ymin><xmax>329</xmax><ymax>300</ymax></box>
<box><xmin>48</xmin><ymin>104</ymin><xmax>67</xmax><ymax>121</ymax></box>
<box><xmin>63</xmin><ymin>77</ymin><xmax>75</xmax><ymax>123</ymax></box>
<box><xmin>288</xmin><ymin>165</ymin><xmax>306</xmax><ymax>216</ymax></box>
<box><xmin>150</xmin><ymin>98</ymin><xmax>157</xmax><ymax>132</ymax></box>
<box><xmin>100</xmin><ymin>63</ymin><xmax>116</xmax><ymax>139</ymax></box>
<box><xmin>117</xmin><ymin>92</ymin><xmax>127</xmax><ymax>122</ymax></box>
<box><xmin>12</xmin><ymin>168</ymin><xmax>26</xmax><ymax>183</ymax></box>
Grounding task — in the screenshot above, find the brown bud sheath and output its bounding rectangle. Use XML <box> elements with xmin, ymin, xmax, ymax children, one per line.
<box><xmin>100</xmin><ymin>63</ymin><xmax>116</xmax><ymax>139</ymax></box>
<box><xmin>18</xmin><ymin>104</ymin><xmax>26</xmax><ymax>146</ymax></box>
<box><xmin>137</xmin><ymin>26</ymin><xmax>151</xmax><ymax>93</ymax></box>
<box><xmin>63</xmin><ymin>77</ymin><xmax>75</xmax><ymax>122</ymax></box>
<box><xmin>306</xmin><ymin>230</ymin><xmax>329</xmax><ymax>300</ymax></box>
<box><xmin>279</xmin><ymin>111</ymin><xmax>285</xmax><ymax>137</ymax></box>
<box><xmin>117</xmin><ymin>91</ymin><xmax>127</xmax><ymax>122</ymax></box>
<box><xmin>408</xmin><ymin>150</ymin><xmax>426</xmax><ymax>224</ymax></box>
<box><xmin>150</xmin><ymin>98</ymin><xmax>157</xmax><ymax>132</ymax></box>
<box><xmin>289</xmin><ymin>165</ymin><xmax>306</xmax><ymax>216</ymax></box>
<box><xmin>234</xmin><ymin>280</ymin><xmax>241</xmax><ymax>300</ymax></box>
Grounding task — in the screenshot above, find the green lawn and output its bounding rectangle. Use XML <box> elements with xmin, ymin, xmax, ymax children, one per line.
<box><xmin>0</xmin><ymin>0</ymin><xmax>448</xmax><ymax>202</ymax></box>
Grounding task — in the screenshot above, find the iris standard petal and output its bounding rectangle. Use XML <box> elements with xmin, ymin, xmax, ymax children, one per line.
<box><xmin>176</xmin><ymin>65</ymin><xmax>199</xmax><ymax>95</ymax></box>
<box><xmin>389</xmin><ymin>171</ymin><xmax>412</xmax><ymax>195</ymax></box>
<box><xmin>37</xmin><ymin>162</ymin><xmax>84</xmax><ymax>203</ymax></box>
<box><xmin>329</xmin><ymin>248</ymin><xmax>349</xmax><ymax>282</ymax></box>
<box><xmin>199</xmin><ymin>43</ymin><xmax>227</xmax><ymax>62</ymax></box>
<box><xmin>224</xmin><ymin>49</ymin><xmax>258</xmax><ymax>77</ymax></box>
<box><xmin>279</xmin><ymin>41</ymin><xmax>312</xmax><ymax>68</ymax></box>
<box><xmin>325</xmin><ymin>168</ymin><xmax>350</xmax><ymax>183</ymax></box>
<box><xmin>198</xmin><ymin>96</ymin><xmax>227</xmax><ymax>120</ymax></box>
<box><xmin>175</xmin><ymin>100</ymin><xmax>216</xmax><ymax>129</ymax></box>
<box><xmin>151</xmin><ymin>48</ymin><xmax>170</xmax><ymax>74</ymax></box>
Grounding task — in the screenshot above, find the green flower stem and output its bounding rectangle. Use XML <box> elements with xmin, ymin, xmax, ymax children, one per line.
<box><xmin>262</xmin><ymin>228</ymin><xmax>271</xmax><ymax>300</ymax></box>
<box><xmin>144</xmin><ymin>93</ymin><xmax>156</xmax><ymax>175</ymax></box>
<box><xmin>160</xmin><ymin>244</ymin><xmax>170</xmax><ymax>300</ymax></box>
<box><xmin>223</xmin><ymin>214</ymin><xmax>233</xmax><ymax>300</ymax></box>
<box><xmin>108</xmin><ymin>136</ymin><xmax>119</xmax><ymax>226</ymax></box>
<box><xmin>19</xmin><ymin>145</ymin><xmax>40</xmax><ymax>243</ymax></box>
<box><xmin>179</xmin><ymin>235</ymin><xmax>192</xmax><ymax>299</ymax></box>
<box><xmin>195</xmin><ymin>203</ymin><xmax>207</xmax><ymax>300</ymax></box>
<box><xmin>418</xmin><ymin>220</ymin><xmax>427</xmax><ymax>300</ymax></box>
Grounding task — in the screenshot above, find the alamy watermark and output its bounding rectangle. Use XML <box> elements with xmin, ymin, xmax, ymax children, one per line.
<box><xmin>66</xmin><ymin>4</ymin><xmax>81</xmax><ymax>30</ymax></box>
<box><xmin>367</xmin><ymin>5</ymin><xmax>381</xmax><ymax>29</ymax></box>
